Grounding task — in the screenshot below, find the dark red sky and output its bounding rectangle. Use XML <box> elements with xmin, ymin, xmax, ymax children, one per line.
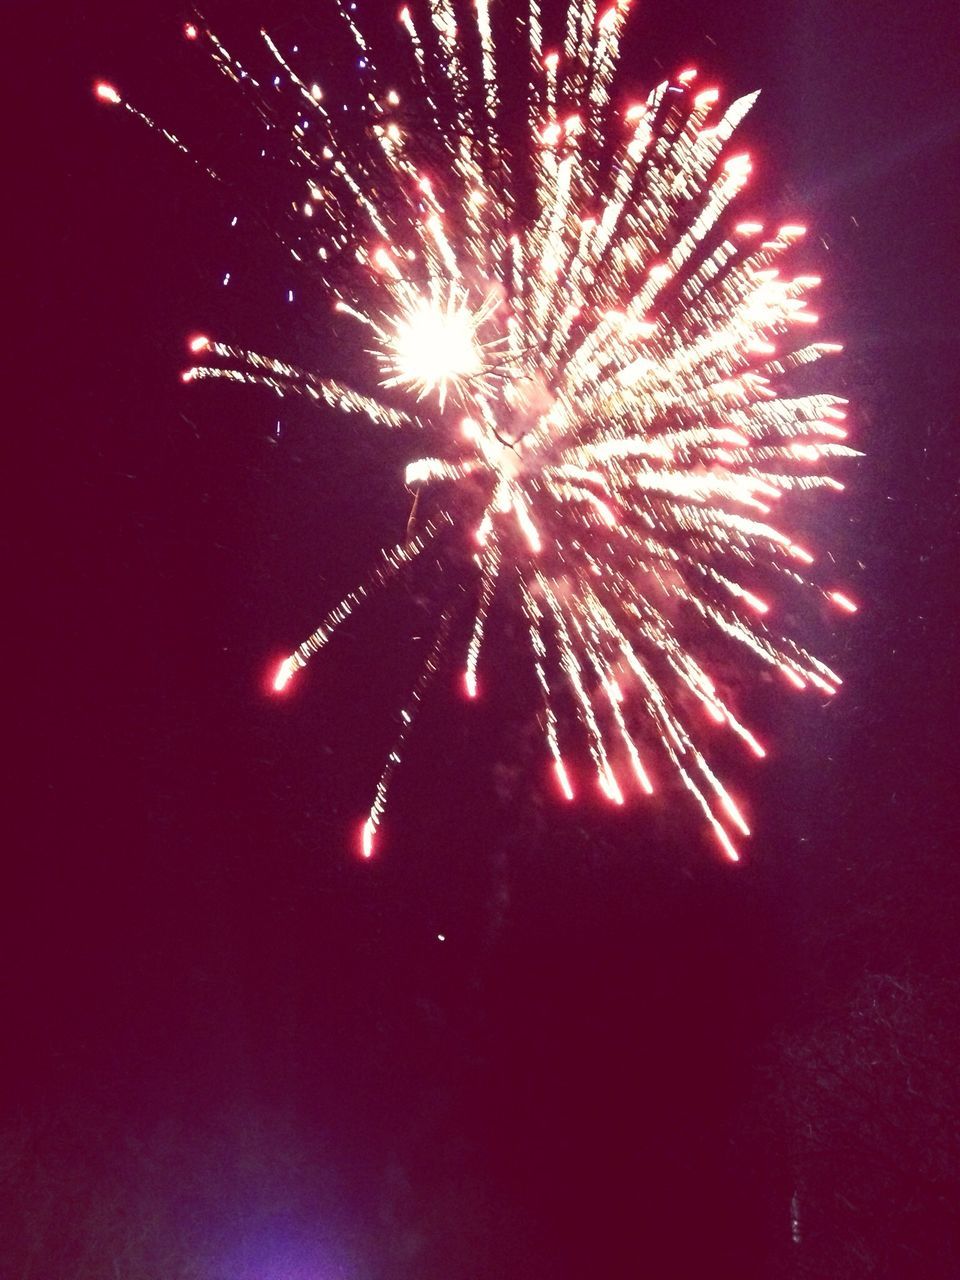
<box><xmin>10</xmin><ymin>1</ymin><xmax>960</xmax><ymax>1275</ymax></box>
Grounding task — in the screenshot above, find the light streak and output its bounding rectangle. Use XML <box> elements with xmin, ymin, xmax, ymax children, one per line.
<box><xmin>829</xmin><ymin>590</ymin><xmax>858</xmax><ymax>613</ymax></box>
<box><xmin>100</xmin><ymin>0</ymin><xmax>859</xmax><ymax>859</ymax></box>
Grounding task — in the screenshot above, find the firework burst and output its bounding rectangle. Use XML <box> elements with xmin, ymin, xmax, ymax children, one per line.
<box><xmin>98</xmin><ymin>0</ymin><xmax>859</xmax><ymax>861</ymax></box>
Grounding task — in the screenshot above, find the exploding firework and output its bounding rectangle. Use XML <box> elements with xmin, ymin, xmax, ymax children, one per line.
<box><xmin>98</xmin><ymin>0</ymin><xmax>859</xmax><ymax>861</ymax></box>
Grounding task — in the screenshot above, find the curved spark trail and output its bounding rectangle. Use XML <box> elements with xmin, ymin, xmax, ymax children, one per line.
<box><xmin>98</xmin><ymin>0</ymin><xmax>859</xmax><ymax>860</ymax></box>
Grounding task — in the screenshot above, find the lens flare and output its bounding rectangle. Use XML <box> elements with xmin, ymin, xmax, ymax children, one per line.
<box><xmin>99</xmin><ymin>0</ymin><xmax>859</xmax><ymax>860</ymax></box>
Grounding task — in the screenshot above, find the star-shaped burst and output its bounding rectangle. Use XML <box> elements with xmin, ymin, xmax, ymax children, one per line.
<box><xmin>98</xmin><ymin>0</ymin><xmax>859</xmax><ymax>860</ymax></box>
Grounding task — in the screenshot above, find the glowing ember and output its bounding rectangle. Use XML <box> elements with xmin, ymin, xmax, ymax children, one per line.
<box><xmin>99</xmin><ymin>0</ymin><xmax>859</xmax><ymax>860</ymax></box>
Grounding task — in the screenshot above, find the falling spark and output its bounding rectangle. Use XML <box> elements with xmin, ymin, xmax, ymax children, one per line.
<box><xmin>99</xmin><ymin>0</ymin><xmax>859</xmax><ymax>860</ymax></box>
<box><xmin>95</xmin><ymin>81</ymin><xmax>121</xmax><ymax>104</ymax></box>
<box><xmin>829</xmin><ymin>590</ymin><xmax>858</xmax><ymax>613</ymax></box>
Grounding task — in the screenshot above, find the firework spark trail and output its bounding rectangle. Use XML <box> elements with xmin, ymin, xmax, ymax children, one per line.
<box><xmin>272</xmin><ymin>518</ymin><xmax>450</xmax><ymax>694</ymax></box>
<box><xmin>361</xmin><ymin>610</ymin><xmax>453</xmax><ymax>859</ymax></box>
<box><xmin>464</xmin><ymin>541</ymin><xmax>502</xmax><ymax>700</ymax></box>
<box><xmin>99</xmin><ymin>0</ymin><xmax>859</xmax><ymax>859</ymax></box>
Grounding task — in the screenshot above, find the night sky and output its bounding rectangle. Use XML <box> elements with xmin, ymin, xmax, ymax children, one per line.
<box><xmin>11</xmin><ymin>0</ymin><xmax>960</xmax><ymax>1276</ymax></box>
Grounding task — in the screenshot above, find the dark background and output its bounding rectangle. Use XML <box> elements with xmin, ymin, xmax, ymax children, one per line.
<box><xmin>10</xmin><ymin>1</ymin><xmax>960</xmax><ymax>1276</ymax></box>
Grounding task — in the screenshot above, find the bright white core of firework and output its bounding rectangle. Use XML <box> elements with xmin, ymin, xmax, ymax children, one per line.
<box><xmin>383</xmin><ymin>296</ymin><xmax>483</xmax><ymax>407</ymax></box>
